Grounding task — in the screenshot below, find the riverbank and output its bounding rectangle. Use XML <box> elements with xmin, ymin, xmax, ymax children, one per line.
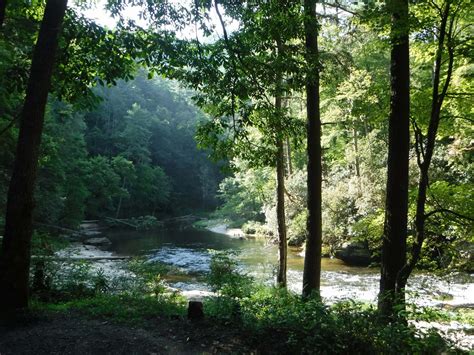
<box><xmin>3</xmin><ymin>286</ymin><xmax>469</xmax><ymax>353</ymax></box>
<box><xmin>196</xmin><ymin>219</ymin><xmax>246</xmax><ymax>239</ymax></box>
<box><xmin>39</xmin><ymin>225</ymin><xmax>474</xmax><ymax>351</ymax></box>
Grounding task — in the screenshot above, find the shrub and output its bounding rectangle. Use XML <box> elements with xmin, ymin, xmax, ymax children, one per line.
<box><xmin>241</xmin><ymin>221</ymin><xmax>271</xmax><ymax>237</ymax></box>
<box><xmin>204</xmin><ymin>261</ymin><xmax>452</xmax><ymax>353</ymax></box>
<box><xmin>30</xmin><ymin>260</ymin><xmax>110</xmax><ymax>302</ymax></box>
<box><xmin>207</xmin><ymin>251</ymin><xmax>254</xmax><ymax>299</ymax></box>
<box><xmin>30</xmin><ymin>257</ymin><xmax>187</xmax><ymax>323</ymax></box>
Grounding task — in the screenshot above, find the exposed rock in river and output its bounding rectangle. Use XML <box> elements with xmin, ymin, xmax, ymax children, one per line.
<box><xmin>334</xmin><ymin>241</ymin><xmax>372</xmax><ymax>266</ymax></box>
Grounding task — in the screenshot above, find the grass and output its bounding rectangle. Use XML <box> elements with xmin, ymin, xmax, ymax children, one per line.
<box><xmin>32</xmin><ymin>293</ymin><xmax>187</xmax><ymax>324</ymax></box>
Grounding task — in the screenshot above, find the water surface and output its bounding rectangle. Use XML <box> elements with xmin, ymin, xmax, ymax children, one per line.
<box><xmin>105</xmin><ymin>227</ymin><xmax>474</xmax><ymax>307</ymax></box>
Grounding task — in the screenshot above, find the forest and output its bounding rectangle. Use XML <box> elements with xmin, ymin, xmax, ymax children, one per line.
<box><xmin>0</xmin><ymin>0</ymin><xmax>473</xmax><ymax>353</ymax></box>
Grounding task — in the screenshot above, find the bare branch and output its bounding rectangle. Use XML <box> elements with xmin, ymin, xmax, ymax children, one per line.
<box><xmin>425</xmin><ymin>208</ymin><xmax>474</xmax><ymax>222</ymax></box>
<box><xmin>0</xmin><ymin>113</ymin><xmax>19</xmax><ymax>136</ymax></box>
<box><xmin>320</xmin><ymin>0</ymin><xmax>358</xmax><ymax>16</ymax></box>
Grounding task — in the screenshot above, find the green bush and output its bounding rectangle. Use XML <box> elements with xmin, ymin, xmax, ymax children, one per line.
<box><xmin>203</xmin><ymin>261</ymin><xmax>453</xmax><ymax>354</ymax></box>
<box><xmin>207</xmin><ymin>251</ymin><xmax>254</xmax><ymax>299</ymax></box>
<box><xmin>30</xmin><ymin>260</ymin><xmax>110</xmax><ymax>302</ymax></box>
<box><xmin>241</xmin><ymin>221</ymin><xmax>271</xmax><ymax>237</ymax></box>
<box><xmin>31</xmin><ymin>257</ymin><xmax>187</xmax><ymax>323</ymax></box>
<box><xmin>204</xmin><ymin>289</ymin><xmax>450</xmax><ymax>354</ymax></box>
<box><xmin>30</xmin><ymin>256</ymin><xmax>176</xmax><ymax>303</ymax></box>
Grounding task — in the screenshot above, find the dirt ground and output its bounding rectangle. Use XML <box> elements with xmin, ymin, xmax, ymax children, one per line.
<box><xmin>0</xmin><ymin>311</ymin><xmax>255</xmax><ymax>354</ymax></box>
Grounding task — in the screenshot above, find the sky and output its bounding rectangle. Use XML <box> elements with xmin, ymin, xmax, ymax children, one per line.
<box><xmin>75</xmin><ymin>1</ymin><xmax>239</xmax><ymax>42</ymax></box>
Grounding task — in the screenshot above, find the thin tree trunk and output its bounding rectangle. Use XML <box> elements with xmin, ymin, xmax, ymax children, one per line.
<box><xmin>0</xmin><ymin>0</ymin><xmax>68</xmax><ymax>312</ymax></box>
<box><xmin>286</xmin><ymin>137</ymin><xmax>293</xmax><ymax>176</ymax></box>
<box><xmin>276</xmin><ymin>136</ymin><xmax>287</xmax><ymax>287</ymax></box>
<box><xmin>378</xmin><ymin>0</ymin><xmax>410</xmax><ymax>318</ymax></box>
<box><xmin>302</xmin><ymin>0</ymin><xmax>323</xmax><ymax>298</ymax></box>
<box><xmin>352</xmin><ymin>122</ymin><xmax>362</xmax><ymax>194</ymax></box>
<box><xmin>282</xmin><ymin>94</ymin><xmax>293</xmax><ymax>177</ymax></box>
<box><xmin>398</xmin><ymin>0</ymin><xmax>453</xmax><ymax>286</ymax></box>
<box><xmin>275</xmin><ymin>38</ymin><xmax>287</xmax><ymax>288</ymax></box>
<box><xmin>115</xmin><ymin>178</ymin><xmax>127</xmax><ymax>219</ymax></box>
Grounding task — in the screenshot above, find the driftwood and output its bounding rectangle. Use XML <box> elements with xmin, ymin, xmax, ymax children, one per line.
<box><xmin>105</xmin><ymin>217</ymin><xmax>139</xmax><ymax>229</ymax></box>
<box><xmin>33</xmin><ymin>222</ymin><xmax>106</xmax><ymax>236</ymax></box>
<box><xmin>105</xmin><ymin>215</ymin><xmax>204</xmax><ymax>230</ymax></box>
<box><xmin>33</xmin><ymin>222</ymin><xmax>83</xmax><ymax>235</ymax></box>
<box><xmin>162</xmin><ymin>215</ymin><xmax>204</xmax><ymax>224</ymax></box>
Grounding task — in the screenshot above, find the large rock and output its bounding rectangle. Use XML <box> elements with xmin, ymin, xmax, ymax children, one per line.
<box><xmin>335</xmin><ymin>241</ymin><xmax>371</xmax><ymax>266</ymax></box>
<box><xmin>288</xmin><ymin>234</ymin><xmax>306</xmax><ymax>247</ymax></box>
<box><xmin>83</xmin><ymin>237</ymin><xmax>111</xmax><ymax>246</ymax></box>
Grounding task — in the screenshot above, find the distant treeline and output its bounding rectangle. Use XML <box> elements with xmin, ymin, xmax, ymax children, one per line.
<box><xmin>0</xmin><ymin>73</ymin><xmax>224</xmax><ymax>228</ymax></box>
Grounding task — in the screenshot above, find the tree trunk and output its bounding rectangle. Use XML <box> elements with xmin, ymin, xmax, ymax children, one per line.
<box><xmin>286</xmin><ymin>137</ymin><xmax>293</xmax><ymax>176</ymax></box>
<box><xmin>398</xmin><ymin>0</ymin><xmax>453</xmax><ymax>287</ymax></box>
<box><xmin>302</xmin><ymin>0</ymin><xmax>323</xmax><ymax>298</ymax></box>
<box><xmin>276</xmin><ymin>135</ymin><xmax>287</xmax><ymax>287</ymax></box>
<box><xmin>378</xmin><ymin>0</ymin><xmax>410</xmax><ymax>318</ymax></box>
<box><xmin>0</xmin><ymin>0</ymin><xmax>68</xmax><ymax>312</ymax></box>
<box><xmin>115</xmin><ymin>178</ymin><xmax>127</xmax><ymax>219</ymax></box>
<box><xmin>282</xmin><ymin>95</ymin><xmax>293</xmax><ymax>177</ymax></box>
<box><xmin>275</xmin><ymin>38</ymin><xmax>287</xmax><ymax>288</ymax></box>
<box><xmin>0</xmin><ymin>0</ymin><xmax>6</xmax><ymax>28</ymax></box>
<box><xmin>353</xmin><ymin>123</ymin><xmax>362</xmax><ymax>194</ymax></box>
<box><xmin>353</xmin><ymin>123</ymin><xmax>361</xmax><ymax>177</ymax></box>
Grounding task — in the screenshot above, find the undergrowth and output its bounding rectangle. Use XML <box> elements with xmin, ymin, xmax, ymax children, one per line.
<box><xmin>32</xmin><ymin>294</ymin><xmax>186</xmax><ymax>323</ymax></box>
<box><xmin>30</xmin><ymin>257</ymin><xmax>187</xmax><ymax>323</ymax></box>
<box><xmin>29</xmin><ymin>249</ymin><xmax>469</xmax><ymax>353</ymax></box>
<box><xmin>204</xmin><ymin>251</ymin><xmax>461</xmax><ymax>354</ymax></box>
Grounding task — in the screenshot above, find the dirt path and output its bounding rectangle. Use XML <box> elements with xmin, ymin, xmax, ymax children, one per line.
<box><xmin>0</xmin><ymin>312</ymin><xmax>254</xmax><ymax>354</ymax></box>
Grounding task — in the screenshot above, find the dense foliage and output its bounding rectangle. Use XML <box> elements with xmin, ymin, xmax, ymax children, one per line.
<box><xmin>0</xmin><ymin>0</ymin><xmax>472</xmax><ymax>330</ymax></box>
<box><xmin>204</xmin><ymin>252</ymin><xmax>450</xmax><ymax>353</ymax></box>
<box><xmin>0</xmin><ymin>73</ymin><xmax>223</xmax><ymax>228</ymax></box>
<box><xmin>210</xmin><ymin>2</ymin><xmax>473</xmax><ymax>272</ymax></box>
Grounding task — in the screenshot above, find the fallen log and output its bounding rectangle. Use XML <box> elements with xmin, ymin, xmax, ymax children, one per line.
<box><xmin>105</xmin><ymin>217</ymin><xmax>139</xmax><ymax>229</ymax></box>
<box><xmin>33</xmin><ymin>222</ymin><xmax>83</xmax><ymax>235</ymax></box>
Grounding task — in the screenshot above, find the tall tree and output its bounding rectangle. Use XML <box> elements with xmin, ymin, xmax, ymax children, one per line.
<box><xmin>398</xmin><ymin>0</ymin><xmax>470</xmax><ymax>287</ymax></box>
<box><xmin>302</xmin><ymin>0</ymin><xmax>323</xmax><ymax>297</ymax></box>
<box><xmin>378</xmin><ymin>0</ymin><xmax>410</xmax><ymax>317</ymax></box>
<box><xmin>0</xmin><ymin>0</ymin><xmax>68</xmax><ymax>311</ymax></box>
<box><xmin>180</xmin><ymin>0</ymin><xmax>301</xmax><ymax>287</ymax></box>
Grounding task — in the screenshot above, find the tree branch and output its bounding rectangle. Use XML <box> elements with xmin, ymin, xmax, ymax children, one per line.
<box><xmin>425</xmin><ymin>208</ymin><xmax>474</xmax><ymax>222</ymax></box>
<box><xmin>0</xmin><ymin>113</ymin><xmax>19</xmax><ymax>137</ymax></box>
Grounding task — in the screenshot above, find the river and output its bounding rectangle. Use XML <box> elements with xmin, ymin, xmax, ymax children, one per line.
<box><xmin>104</xmin><ymin>227</ymin><xmax>474</xmax><ymax>308</ymax></box>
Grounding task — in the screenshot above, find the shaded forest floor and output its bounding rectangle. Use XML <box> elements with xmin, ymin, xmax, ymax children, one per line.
<box><xmin>0</xmin><ymin>310</ymin><xmax>254</xmax><ymax>354</ymax></box>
